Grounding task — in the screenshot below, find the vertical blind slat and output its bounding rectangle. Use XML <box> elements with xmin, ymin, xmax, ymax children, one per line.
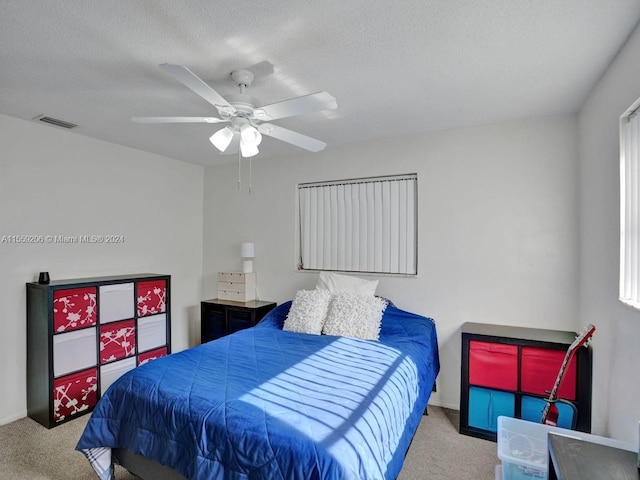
<box><xmin>323</xmin><ymin>186</ymin><xmax>330</xmax><ymax>270</ymax></box>
<box><xmin>308</xmin><ymin>188</ymin><xmax>316</xmax><ymax>269</ymax></box>
<box><xmin>374</xmin><ymin>182</ymin><xmax>383</xmax><ymax>272</ymax></box>
<box><xmin>344</xmin><ymin>185</ymin><xmax>352</xmax><ymax>271</ymax></box>
<box><xmin>621</xmin><ymin>123</ymin><xmax>627</xmax><ymax>299</ymax></box>
<box><xmin>631</xmin><ymin>115</ymin><xmax>637</xmax><ymax>301</ymax></box>
<box><xmin>317</xmin><ymin>187</ymin><xmax>323</xmax><ymax>268</ymax></box>
<box><xmin>367</xmin><ymin>182</ymin><xmax>376</xmax><ymax>272</ymax></box>
<box><xmin>352</xmin><ymin>185</ymin><xmax>360</xmax><ymax>272</ymax></box>
<box><xmin>329</xmin><ymin>185</ymin><xmax>338</xmax><ymax>270</ymax></box>
<box><xmin>624</xmin><ymin>117</ymin><xmax>635</xmax><ymax>300</ymax></box>
<box><xmin>389</xmin><ymin>180</ymin><xmax>400</xmax><ymax>274</ymax></box>
<box><xmin>406</xmin><ymin>179</ymin><xmax>417</xmax><ymax>274</ymax></box>
<box><xmin>360</xmin><ymin>185</ymin><xmax>369</xmax><ymax>270</ymax></box>
<box><xmin>381</xmin><ymin>181</ymin><xmax>391</xmax><ymax>272</ymax></box>
<box><xmin>337</xmin><ymin>184</ymin><xmax>346</xmax><ymax>271</ymax></box>
<box><xmin>398</xmin><ymin>181</ymin><xmax>408</xmax><ymax>274</ymax></box>
<box><xmin>632</xmin><ymin>115</ymin><xmax>639</xmax><ymax>301</ymax></box>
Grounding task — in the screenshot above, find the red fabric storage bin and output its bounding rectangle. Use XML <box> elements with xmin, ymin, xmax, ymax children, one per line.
<box><xmin>99</xmin><ymin>319</ymin><xmax>136</xmax><ymax>363</ymax></box>
<box><xmin>137</xmin><ymin>346</ymin><xmax>167</xmax><ymax>366</ymax></box>
<box><xmin>469</xmin><ymin>341</ymin><xmax>518</xmax><ymax>390</ymax></box>
<box><xmin>136</xmin><ymin>280</ymin><xmax>167</xmax><ymax>317</ymax></box>
<box><xmin>53</xmin><ymin>287</ymin><xmax>97</xmax><ymax>333</ymax></box>
<box><xmin>53</xmin><ymin>367</ymin><xmax>98</xmax><ymax>422</ymax></box>
<box><xmin>520</xmin><ymin>346</ymin><xmax>577</xmax><ymax>400</ymax></box>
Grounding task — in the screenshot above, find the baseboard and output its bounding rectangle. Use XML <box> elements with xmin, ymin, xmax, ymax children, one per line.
<box><xmin>427</xmin><ymin>399</ymin><xmax>459</xmax><ymax>410</ymax></box>
<box><xmin>0</xmin><ymin>410</ymin><xmax>27</xmax><ymax>426</ymax></box>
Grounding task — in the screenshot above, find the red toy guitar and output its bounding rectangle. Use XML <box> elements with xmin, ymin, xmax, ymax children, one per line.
<box><xmin>541</xmin><ymin>324</ymin><xmax>596</xmax><ymax>426</ymax></box>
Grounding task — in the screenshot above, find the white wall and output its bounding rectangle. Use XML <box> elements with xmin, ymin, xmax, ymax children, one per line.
<box><xmin>203</xmin><ymin>115</ymin><xmax>580</xmax><ymax>409</ymax></box>
<box><xmin>0</xmin><ymin>113</ymin><xmax>204</xmax><ymax>424</ymax></box>
<box><xmin>578</xmin><ymin>22</ymin><xmax>640</xmax><ymax>445</ymax></box>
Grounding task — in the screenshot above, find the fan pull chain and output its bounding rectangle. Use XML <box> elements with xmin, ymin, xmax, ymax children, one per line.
<box><xmin>236</xmin><ymin>150</ymin><xmax>252</xmax><ymax>195</ymax></box>
<box><xmin>237</xmin><ymin>149</ymin><xmax>241</xmax><ymax>191</ymax></box>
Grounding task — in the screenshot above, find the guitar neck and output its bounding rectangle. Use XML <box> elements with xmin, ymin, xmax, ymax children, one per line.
<box><xmin>540</xmin><ymin>350</ymin><xmax>573</xmax><ymax>422</ymax></box>
<box><xmin>541</xmin><ymin>324</ymin><xmax>595</xmax><ymax>425</ymax></box>
<box><xmin>547</xmin><ymin>350</ymin><xmax>573</xmax><ymax>402</ymax></box>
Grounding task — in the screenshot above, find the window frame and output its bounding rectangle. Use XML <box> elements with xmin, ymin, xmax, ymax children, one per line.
<box><xmin>619</xmin><ymin>99</ymin><xmax>640</xmax><ymax>310</ymax></box>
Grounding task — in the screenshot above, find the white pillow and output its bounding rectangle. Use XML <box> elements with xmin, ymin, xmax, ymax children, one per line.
<box><xmin>316</xmin><ymin>271</ymin><xmax>378</xmax><ymax>296</ymax></box>
<box><xmin>322</xmin><ymin>292</ymin><xmax>387</xmax><ymax>340</ymax></box>
<box><xmin>283</xmin><ymin>289</ymin><xmax>332</xmax><ymax>335</ymax></box>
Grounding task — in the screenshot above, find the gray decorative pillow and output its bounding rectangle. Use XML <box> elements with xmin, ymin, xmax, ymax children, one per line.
<box><xmin>283</xmin><ymin>289</ymin><xmax>332</xmax><ymax>335</ymax></box>
<box><xmin>322</xmin><ymin>292</ymin><xmax>387</xmax><ymax>340</ymax></box>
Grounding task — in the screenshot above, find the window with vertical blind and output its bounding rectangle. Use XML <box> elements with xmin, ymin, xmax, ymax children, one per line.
<box><xmin>297</xmin><ymin>174</ymin><xmax>417</xmax><ymax>275</ymax></box>
<box><xmin>620</xmin><ymin>102</ymin><xmax>640</xmax><ymax>309</ymax></box>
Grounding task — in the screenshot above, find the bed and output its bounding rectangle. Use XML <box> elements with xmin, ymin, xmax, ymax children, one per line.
<box><xmin>77</xmin><ymin>299</ymin><xmax>439</xmax><ymax>480</ymax></box>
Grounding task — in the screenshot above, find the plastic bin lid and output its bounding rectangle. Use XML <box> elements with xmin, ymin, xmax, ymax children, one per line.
<box><xmin>497</xmin><ymin>416</ymin><xmax>634</xmax><ymax>472</ymax></box>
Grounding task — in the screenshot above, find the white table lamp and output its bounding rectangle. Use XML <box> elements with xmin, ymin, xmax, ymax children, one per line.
<box><xmin>241</xmin><ymin>242</ymin><xmax>255</xmax><ymax>273</ymax></box>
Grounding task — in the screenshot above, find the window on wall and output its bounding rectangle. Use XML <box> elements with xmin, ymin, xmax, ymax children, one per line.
<box><xmin>297</xmin><ymin>174</ymin><xmax>417</xmax><ymax>275</ymax></box>
<box><xmin>620</xmin><ymin>102</ymin><xmax>640</xmax><ymax>309</ymax></box>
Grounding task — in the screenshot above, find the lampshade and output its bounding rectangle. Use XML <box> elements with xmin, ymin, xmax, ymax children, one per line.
<box><xmin>240</xmin><ymin>242</ymin><xmax>255</xmax><ymax>258</ymax></box>
<box><xmin>210</xmin><ymin>127</ymin><xmax>234</xmax><ymax>152</ymax></box>
<box><xmin>241</xmin><ymin>242</ymin><xmax>255</xmax><ymax>273</ymax></box>
<box><xmin>240</xmin><ymin>124</ymin><xmax>262</xmax><ymax>146</ymax></box>
<box><xmin>240</xmin><ymin>141</ymin><xmax>259</xmax><ymax>158</ymax></box>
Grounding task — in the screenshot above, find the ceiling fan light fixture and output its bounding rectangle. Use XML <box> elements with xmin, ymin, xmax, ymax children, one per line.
<box><xmin>240</xmin><ymin>124</ymin><xmax>262</xmax><ymax>146</ymax></box>
<box><xmin>240</xmin><ymin>140</ymin><xmax>259</xmax><ymax>158</ymax></box>
<box><xmin>210</xmin><ymin>126</ymin><xmax>234</xmax><ymax>152</ymax></box>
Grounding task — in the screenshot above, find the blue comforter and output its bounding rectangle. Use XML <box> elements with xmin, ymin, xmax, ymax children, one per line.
<box><xmin>77</xmin><ymin>302</ymin><xmax>439</xmax><ymax>480</ymax></box>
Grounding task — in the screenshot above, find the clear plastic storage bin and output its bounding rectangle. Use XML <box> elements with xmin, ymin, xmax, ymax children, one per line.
<box><xmin>497</xmin><ymin>416</ymin><xmax>634</xmax><ymax>480</ymax></box>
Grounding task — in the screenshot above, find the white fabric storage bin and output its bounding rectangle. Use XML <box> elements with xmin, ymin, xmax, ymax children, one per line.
<box><xmin>100</xmin><ymin>357</ymin><xmax>136</xmax><ymax>394</ymax></box>
<box><xmin>138</xmin><ymin>314</ymin><xmax>167</xmax><ymax>352</ymax></box>
<box><xmin>53</xmin><ymin>327</ymin><xmax>97</xmax><ymax>377</ymax></box>
<box><xmin>99</xmin><ymin>283</ymin><xmax>134</xmax><ymax>323</ymax></box>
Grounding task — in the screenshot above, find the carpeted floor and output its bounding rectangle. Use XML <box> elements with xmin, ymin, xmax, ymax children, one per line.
<box><xmin>397</xmin><ymin>407</ymin><xmax>499</xmax><ymax>479</ymax></box>
<box><xmin>0</xmin><ymin>406</ymin><xmax>499</xmax><ymax>479</ymax></box>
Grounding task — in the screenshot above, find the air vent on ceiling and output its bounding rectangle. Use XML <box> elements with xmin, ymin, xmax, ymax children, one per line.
<box><xmin>32</xmin><ymin>114</ymin><xmax>78</xmax><ymax>130</ymax></box>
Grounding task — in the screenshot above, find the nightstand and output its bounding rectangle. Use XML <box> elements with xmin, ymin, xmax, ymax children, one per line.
<box><xmin>200</xmin><ymin>298</ymin><xmax>277</xmax><ymax>343</ymax></box>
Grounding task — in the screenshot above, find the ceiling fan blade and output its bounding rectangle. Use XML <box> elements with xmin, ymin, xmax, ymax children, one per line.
<box><xmin>258</xmin><ymin>92</ymin><xmax>337</xmax><ymax>121</ymax></box>
<box><xmin>131</xmin><ymin>116</ymin><xmax>226</xmax><ymax>124</ymax></box>
<box><xmin>159</xmin><ymin>63</ymin><xmax>234</xmax><ymax>114</ymax></box>
<box><xmin>243</xmin><ymin>60</ymin><xmax>275</xmax><ymax>79</ymax></box>
<box><xmin>259</xmin><ymin>123</ymin><xmax>327</xmax><ymax>152</ymax></box>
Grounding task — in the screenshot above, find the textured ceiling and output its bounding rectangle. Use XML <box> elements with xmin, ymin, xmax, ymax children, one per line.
<box><xmin>1</xmin><ymin>1</ymin><xmax>639</xmax><ymax>166</ymax></box>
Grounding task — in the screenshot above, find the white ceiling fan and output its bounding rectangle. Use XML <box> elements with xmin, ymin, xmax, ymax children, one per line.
<box><xmin>132</xmin><ymin>64</ymin><xmax>337</xmax><ymax>157</ymax></box>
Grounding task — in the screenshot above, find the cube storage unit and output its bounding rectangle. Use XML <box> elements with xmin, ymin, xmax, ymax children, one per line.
<box><xmin>497</xmin><ymin>416</ymin><xmax>634</xmax><ymax>480</ymax></box>
<box><xmin>460</xmin><ymin>322</ymin><xmax>592</xmax><ymax>441</ymax></box>
<box><xmin>27</xmin><ymin>273</ymin><xmax>171</xmax><ymax>428</ymax></box>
